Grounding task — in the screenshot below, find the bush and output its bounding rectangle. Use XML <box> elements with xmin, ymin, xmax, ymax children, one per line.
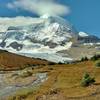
<box><xmin>95</xmin><ymin>61</ymin><xmax>100</xmax><ymax>67</ymax></box>
<box><xmin>81</xmin><ymin>57</ymin><xmax>88</xmax><ymax>62</ymax></box>
<box><xmin>48</xmin><ymin>67</ymin><xmax>53</xmax><ymax>70</ymax></box>
<box><xmin>81</xmin><ymin>73</ymin><xmax>95</xmax><ymax>87</ymax></box>
<box><xmin>20</xmin><ymin>71</ymin><xmax>33</xmax><ymax>78</ymax></box>
<box><xmin>48</xmin><ymin>62</ymin><xmax>56</xmax><ymax>65</ymax></box>
<box><xmin>58</xmin><ymin>62</ymin><xmax>63</xmax><ymax>64</ymax></box>
<box><xmin>91</xmin><ymin>54</ymin><xmax>100</xmax><ymax>61</ymax></box>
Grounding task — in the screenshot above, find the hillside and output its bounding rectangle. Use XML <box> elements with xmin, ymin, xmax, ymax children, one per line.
<box><xmin>58</xmin><ymin>44</ymin><xmax>100</xmax><ymax>60</ymax></box>
<box><xmin>6</xmin><ymin>60</ymin><xmax>100</xmax><ymax>100</ymax></box>
<box><xmin>0</xmin><ymin>50</ymin><xmax>50</xmax><ymax>70</ymax></box>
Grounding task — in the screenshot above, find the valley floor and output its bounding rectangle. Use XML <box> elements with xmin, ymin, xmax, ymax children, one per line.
<box><xmin>4</xmin><ymin>60</ymin><xmax>100</xmax><ymax>100</ymax></box>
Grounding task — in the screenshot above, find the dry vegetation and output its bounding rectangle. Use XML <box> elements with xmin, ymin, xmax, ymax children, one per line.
<box><xmin>0</xmin><ymin>50</ymin><xmax>50</xmax><ymax>70</ymax></box>
<box><xmin>7</xmin><ymin>60</ymin><xmax>100</xmax><ymax>100</ymax></box>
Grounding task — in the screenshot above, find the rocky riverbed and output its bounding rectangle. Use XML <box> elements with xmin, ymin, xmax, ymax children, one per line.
<box><xmin>0</xmin><ymin>69</ymin><xmax>47</xmax><ymax>100</ymax></box>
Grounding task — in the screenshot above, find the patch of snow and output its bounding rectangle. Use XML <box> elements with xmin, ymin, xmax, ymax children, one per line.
<box><xmin>83</xmin><ymin>43</ymin><xmax>94</xmax><ymax>46</ymax></box>
<box><xmin>79</xmin><ymin>32</ymin><xmax>89</xmax><ymax>37</ymax></box>
<box><xmin>83</xmin><ymin>42</ymin><xmax>100</xmax><ymax>46</ymax></box>
<box><xmin>96</xmin><ymin>42</ymin><xmax>100</xmax><ymax>45</ymax></box>
<box><xmin>40</xmin><ymin>13</ymin><xmax>50</xmax><ymax>19</ymax></box>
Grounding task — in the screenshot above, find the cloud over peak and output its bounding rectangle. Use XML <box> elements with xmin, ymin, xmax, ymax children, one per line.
<box><xmin>7</xmin><ymin>0</ymin><xmax>70</xmax><ymax>16</ymax></box>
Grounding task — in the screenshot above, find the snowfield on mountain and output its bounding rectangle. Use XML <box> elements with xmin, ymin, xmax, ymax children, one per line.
<box><xmin>0</xmin><ymin>15</ymin><xmax>100</xmax><ymax>63</ymax></box>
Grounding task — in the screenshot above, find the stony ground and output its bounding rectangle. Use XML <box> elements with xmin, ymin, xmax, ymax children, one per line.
<box><xmin>0</xmin><ymin>68</ymin><xmax>47</xmax><ymax>100</ymax></box>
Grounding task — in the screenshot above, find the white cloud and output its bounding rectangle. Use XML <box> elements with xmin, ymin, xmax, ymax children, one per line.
<box><xmin>0</xmin><ymin>16</ymin><xmax>44</xmax><ymax>32</ymax></box>
<box><xmin>7</xmin><ymin>0</ymin><xmax>70</xmax><ymax>16</ymax></box>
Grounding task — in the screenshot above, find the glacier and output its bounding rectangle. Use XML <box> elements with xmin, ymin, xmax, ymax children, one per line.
<box><xmin>0</xmin><ymin>15</ymin><xmax>88</xmax><ymax>63</ymax></box>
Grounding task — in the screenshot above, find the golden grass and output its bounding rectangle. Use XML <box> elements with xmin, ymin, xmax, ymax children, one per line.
<box><xmin>7</xmin><ymin>61</ymin><xmax>100</xmax><ymax>100</ymax></box>
<box><xmin>0</xmin><ymin>50</ymin><xmax>50</xmax><ymax>70</ymax></box>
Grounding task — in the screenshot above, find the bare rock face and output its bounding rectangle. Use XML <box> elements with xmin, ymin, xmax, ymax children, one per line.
<box><xmin>7</xmin><ymin>42</ymin><xmax>23</xmax><ymax>51</ymax></box>
<box><xmin>78</xmin><ymin>32</ymin><xmax>100</xmax><ymax>43</ymax></box>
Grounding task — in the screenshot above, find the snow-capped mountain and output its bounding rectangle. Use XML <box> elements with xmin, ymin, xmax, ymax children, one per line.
<box><xmin>0</xmin><ymin>15</ymin><xmax>99</xmax><ymax>63</ymax></box>
<box><xmin>78</xmin><ymin>32</ymin><xmax>100</xmax><ymax>44</ymax></box>
<box><xmin>0</xmin><ymin>15</ymin><xmax>78</xmax><ymax>63</ymax></box>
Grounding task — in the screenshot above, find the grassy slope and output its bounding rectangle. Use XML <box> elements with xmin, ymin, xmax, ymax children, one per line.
<box><xmin>8</xmin><ymin>60</ymin><xmax>100</xmax><ymax>100</ymax></box>
<box><xmin>0</xmin><ymin>50</ymin><xmax>50</xmax><ymax>70</ymax></box>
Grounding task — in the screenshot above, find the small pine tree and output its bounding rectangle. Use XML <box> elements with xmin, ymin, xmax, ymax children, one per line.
<box><xmin>81</xmin><ymin>72</ymin><xmax>95</xmax><ymax>87</ymax></box>
<box><xmin>81</xmin><ymin>57</ymin><xmax>84</xmax><ymax>62</ymax></box>
<box><xmin>81</xmin><ymin>57</ymin><xmax>88</xmax><ymax>62</ymax></box>
<box><xmin>84</xmin><ymin>57</ymin><xmax>88</xmax><ymax>61</ymax></box>
<box><xmin>91</xmin><ymin>54</ymin><xmax>100</xmax><ymax>61</ymax></box>
<box><xmin>95</xmin><ymin>61</ymin><xmax>100</xmax><ymax>67</ymax></box>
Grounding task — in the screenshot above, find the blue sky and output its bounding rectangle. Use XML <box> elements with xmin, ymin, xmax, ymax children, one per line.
<box><xmin>0</xmin><ymin>0</ymin><xmax>100</xmax><ymax>37</ymax></box>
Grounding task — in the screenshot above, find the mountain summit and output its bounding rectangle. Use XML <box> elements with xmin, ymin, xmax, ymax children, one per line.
<box><xmin>0</xmin><ymin>16</ymin><xmax>99</xmax><ymax>62</ymax></box>
<box><xmin>0</xmin><ymin>15</ymin><xmax>78</xmax><ymax>50</ymax></box>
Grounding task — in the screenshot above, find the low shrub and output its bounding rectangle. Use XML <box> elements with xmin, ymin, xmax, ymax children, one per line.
<box><xmin>48</xmin><ymin>62</ymin><xmax>56</xmax><ymax>65</ymax></box>
<box><xmin>95</xmin><ymin>60</ymin><xmax>100</xmax><ymax>67</ymax></box>
<box><xmin>91</xmin><ymin>54</ymin><xmax>100</xmax><ymax>61</ymax></box>
<box><xmin>81</xmin><ymin>57</ymin><xmax>88</xmax><ymax>62</ymax></box>
<box><xmin>48</xmin><ymin>67</ymin><xmax>53</xmax><ymax>70</ymax></box>
<box><xmin>81</xmin><ymin>73</ymin><xmax>95</xmax><ymax>87</ymax></box>
<box><xmin>58</xmin><ymin>62</ymin><xmax>63</xmax><ymax>64</ymax></box>
<box><xmin>20</xmin><ymin>71</ymin><xmax>33</xmax><ymax>78</ymax></box>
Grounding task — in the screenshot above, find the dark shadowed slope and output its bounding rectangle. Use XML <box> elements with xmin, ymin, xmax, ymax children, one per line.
<box><xmin>0</xmin><ymin>50</ymin><xmax>50</xmax><ymax>70</ymax></box>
